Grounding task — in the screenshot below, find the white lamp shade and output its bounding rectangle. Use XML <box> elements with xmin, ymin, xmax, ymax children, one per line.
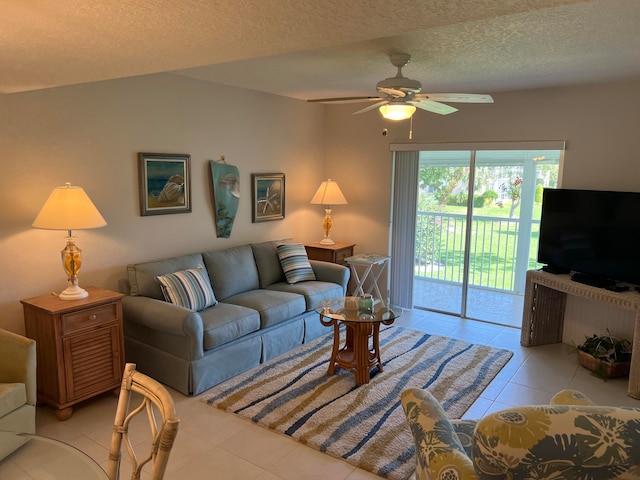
<box><xmin>310</xmin><ymin>179</ymin><xmax>347</xmax><ymax>206</ymax></box>
<box><xmin>379</xmin><ymin>103</ymin><xmax>416</xmax><ymax>121</ymax></box>
<box><xmin>32</xmin><ymin>183</ymin><xmax>107</xmax><ymax>230</ymax></box>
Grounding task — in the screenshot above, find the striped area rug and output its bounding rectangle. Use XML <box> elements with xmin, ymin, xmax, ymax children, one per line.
<box><xmin>202</xmin><ymin>326</ymin><xmax>513</xmax><ymax>479</ymax></box>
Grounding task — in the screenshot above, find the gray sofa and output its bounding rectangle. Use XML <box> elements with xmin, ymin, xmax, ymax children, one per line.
<box><xmin>121</xmin><ymin>240</ymin><xmax>349</xmax><ymax>395</ymax></box>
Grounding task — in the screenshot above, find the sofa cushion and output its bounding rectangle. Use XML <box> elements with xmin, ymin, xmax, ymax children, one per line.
<box><xmin>199</xmin><ymin>303</ymin><xmax>261</xmax><ymax>350</ymax></box>
<box><xmin>276</xmin><ymin>243</ymin><xmax>316</xmax><ymax>284</ymax></box>
<box><xmin>251</xmin><ymin>240</ymin><xmax>288</xmax><ymax>288</ymax></box>
<box><xmin>0</xmin><ymin>383</ymin><xmax>26</xmax><ymax>417</ymax></box>
<box><xmin>127</xmin><ymin>253</ymin><xmax>205</xmax><ymax>299</ymax></box>
<box><xmin>156</xmin><ymin>267</ymin><xmax>217</xmax><ymax>311</ymax></box>
<box><xmin>203</xmin><ymin>245</ymin><xmax>260</xmax><ymax>300</ymax></box>
<box><xmin>222</xmin><ymin>289</ymin><xmax>306</xmax><ymax>328</ymax></box>
<box><xmin>266</xmin><ymin>280</ymin><xmax>343</xmax><ymax>310</ymax></box>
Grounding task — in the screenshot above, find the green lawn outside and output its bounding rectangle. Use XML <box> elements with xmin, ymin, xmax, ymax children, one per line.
<box><xmin>416</xmin><ymin>201</ymin><xmax>543</xmax><ymax>291</ymax></box>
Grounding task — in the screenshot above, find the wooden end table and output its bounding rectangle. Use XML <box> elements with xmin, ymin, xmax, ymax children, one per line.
<box><xmin>21</xmin><ymin>287</ymin><xmax>125</xmax><ymax>420</ymax></box>
<box><xmin>315</xmin><ymin>297</ymin><xmax>402</xmax><ymax>386</ymax></box>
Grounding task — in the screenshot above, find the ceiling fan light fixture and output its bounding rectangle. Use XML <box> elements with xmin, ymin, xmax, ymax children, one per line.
<box><xmin>379</xmin><ymin>103</ymin><xmax>416</xmax><ymax>121</ymax></box>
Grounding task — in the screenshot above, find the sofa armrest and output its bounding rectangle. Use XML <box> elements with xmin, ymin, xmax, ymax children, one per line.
<box><xmin>0</xmin><ymin>329</ymin><xmax>36</xmax><ymax>406</ymax></box>
<box><xmin>122</xmin><ymin>296</ymin><xmax>205</xmax><ymax>360</ymax></box>
<box><xmin>310</xmin><ymin>260</ymin><xmax>350</xmax><ymax>294</ymax></box>
<box><xmin>401</xmin><ymin>388</ymin><xmax>477</xmax><ymax>480</ymax></box>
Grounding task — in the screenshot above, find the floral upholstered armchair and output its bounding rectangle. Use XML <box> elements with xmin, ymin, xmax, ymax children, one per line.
<box><xmin>0</xmin><ymin>328</ymin><xmax>36</xmax><ymax>460</ymax></box>
<box><xmin>401</xmin><ymin>388</ymin><xmax>640</xmax><ymax>480</ymax></box>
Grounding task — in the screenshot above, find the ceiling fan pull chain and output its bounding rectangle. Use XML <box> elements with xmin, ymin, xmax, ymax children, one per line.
<box><xmin>408</xmin><ymin>115</ymin><xmax>413</xmax><ymax>140</ymax></box>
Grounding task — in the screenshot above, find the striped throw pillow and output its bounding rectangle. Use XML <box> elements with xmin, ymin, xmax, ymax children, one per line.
<box><xmin>156</xmin><ymin>267</ymin><xmax>217</xmax><ymax>311</ymax></box>
<box><xmin>276</xmin><ymin>243</ymin><xmax>316</xmax><ymax>284</ymax></box>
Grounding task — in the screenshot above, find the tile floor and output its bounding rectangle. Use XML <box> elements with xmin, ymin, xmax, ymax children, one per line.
<box><xmin>6</xmin><ymin>308</ymin><xmax>640</xmax><ymax>479</ymax></box>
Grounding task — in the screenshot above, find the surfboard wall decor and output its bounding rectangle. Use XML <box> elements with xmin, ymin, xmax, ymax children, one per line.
<box><xmin>210</xmin><ymin>159</ymin><xmax>240</xmax><ymax>238</ymax></box>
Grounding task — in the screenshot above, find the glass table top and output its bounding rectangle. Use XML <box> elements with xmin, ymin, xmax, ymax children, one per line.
<box><xmin>314</xmin><ymin>296</ymin><xmax>402</xmax><ymax>323</ymax></box>
<box><xmin>0</xmin><ymin>430</ymin><xmax>108</xmax><ymax>479</ymax></box>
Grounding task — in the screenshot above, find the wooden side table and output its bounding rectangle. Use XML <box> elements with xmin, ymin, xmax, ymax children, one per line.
<box><xmin>315</xmin><ymin>297</ymin><xmax>402</xmax><ymax>386</ymax></box>
<box><xmin>21</xmin><ymin>287</ymin><xmax>125</xmax><ymax>420</ymax></box>
<box><xmin>304</xmin><ymin>242</ymin><xmax>355</xmax><ymax>266</ymax></box>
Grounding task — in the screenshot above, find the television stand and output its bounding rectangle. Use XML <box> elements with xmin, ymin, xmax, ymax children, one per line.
<box><xmin>521</xmin><ymin>270</ymin><xmax>640</xmax><ymax>399</ymax></box>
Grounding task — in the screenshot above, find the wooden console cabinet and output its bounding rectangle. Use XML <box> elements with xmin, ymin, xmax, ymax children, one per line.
<box><xmin>521</xmin><ymin>270</ymin><xmax>640</xmax><ymax>399</ymax></box>
<box><xmin>21</xmin><ymin>287</ymin><xmax>125</xmax><ymax>420</ymax></box>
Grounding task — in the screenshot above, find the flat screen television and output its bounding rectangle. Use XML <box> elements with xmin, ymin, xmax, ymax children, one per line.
<box><xmin>537</xmin><ymin>188</ymin><xmax>640</xmax><ymax>287</ymax></box>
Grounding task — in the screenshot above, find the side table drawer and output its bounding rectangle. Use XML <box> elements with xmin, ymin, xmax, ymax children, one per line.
<box><xmin>305</xmin><ymin>242</ymin><xmax>355</xmax><ymax>266</ymax></box>
<box><xmin>334</xmin><ymin>248</ymin><xmax>352</xmax><ymax>265</ymax></box>
<box><xmin>62</xmin><ymin>303</ymin><xmax>118</xmax><ymax>334</ymax></box>
<box><xmin>306</xmin><ymin>247</ymin><xmax>333</xmax><ymax>263</ymax></box>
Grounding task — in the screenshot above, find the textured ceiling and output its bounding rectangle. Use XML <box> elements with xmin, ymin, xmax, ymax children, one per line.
<box><xmin>2</xmin><ymin>0</ymin><xmax>640</xmax><ymax>99</ymax></box>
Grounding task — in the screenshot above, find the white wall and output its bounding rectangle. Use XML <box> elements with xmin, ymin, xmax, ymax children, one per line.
<box><xmin>2</xmin><ymin>75</ymin><xmax>639</xmax><ymax>342</ymax></box>
<box><xmin>324</xmin><ymin>79</ymin><xmax>640</xmax><ymax>342</ymax></box>
<box><xmin>1</xmin><ymin>74</ymin><xmax>327</xmax><ymax>333</ymax></box>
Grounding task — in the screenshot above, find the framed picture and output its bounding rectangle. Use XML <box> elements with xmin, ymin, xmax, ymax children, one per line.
<box><xmin>252</xmin><ymin>173</ymin><xmax>285</xmax><ymax>222</ymax></box>
<box><xmin>138</xmin><ymin>153</ymin><xmax>191</xmax><ymax>216</ymax></box>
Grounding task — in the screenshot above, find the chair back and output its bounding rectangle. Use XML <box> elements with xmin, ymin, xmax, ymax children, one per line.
<box><xmin>402</xmin><ymin>388</ymin><xmax>640</xmax><ymax>480</ymax></box>
<box><xmin>473</xmin><ymin>404</ymin><xmax>640</xmax><ymax>479</ymax></box>
<box><xmin>107</xmin><ymin>363</ymin><xmax>179</xmax><ymax>480</ymax></box>
<box><xmin>0</xmin><ymin>328</ymin><xmax>37</xmax><ymax>406</ymax></box>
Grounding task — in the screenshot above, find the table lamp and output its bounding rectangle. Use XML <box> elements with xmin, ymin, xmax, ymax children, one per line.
<box><xmin>32</xmin><ymin>182</ymin><xmax>107</xmax><ymax>300</ymax></box>
<box><xmin>310</xmin><ymin>179</ymin><xmax>347</xmax><ymax>245</ymax></box>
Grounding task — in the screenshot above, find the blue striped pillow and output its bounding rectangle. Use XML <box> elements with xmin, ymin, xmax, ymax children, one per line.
<box><xmin>276</xmin><ymin>243</ymin><xmax>316</xmax><ymax>284</ymax></box>
<box><xmin>156</xmin><ymin>267</ymin><xmax>217</xmax><ymax>311</ymax></box>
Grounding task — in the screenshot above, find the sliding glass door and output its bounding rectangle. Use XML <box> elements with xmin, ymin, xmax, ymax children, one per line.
<box><xmin>392</xmin><ymin>142</ymin><xmax>563</xmax><ymax>326</ymax></box>
<box><xmin>414</xmin><ymin>151</ymin><xmax>471</xmax><ymax>316</ymax></box>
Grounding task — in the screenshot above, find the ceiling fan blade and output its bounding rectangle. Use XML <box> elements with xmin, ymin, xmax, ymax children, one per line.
<box><xmin>353</xmin><ymin>100</ymin><xmax>389</xmax><ymax>115</ymax></box>
<box><xmin>417</xmin><ymin>93</ymin><xmax>494</xmax><ymax>103</ymax></box>
<box><xmin>376</xmin><ymin>87</ymin><xmax>406</xmax><ymax>98</ymax></box>
<box><xmin>412</xmin><ymin>100</ymin><xmax>458</xmax><ymax>115</ymax></box>
<box><xmin>307</xmin><ymin>96</ymin><xmax>382</xmax><ymax>103</ymax></box>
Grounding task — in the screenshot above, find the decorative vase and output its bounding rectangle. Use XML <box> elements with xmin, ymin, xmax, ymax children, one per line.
<box><xmin>358</xmin><ymin>294</ymin><xmax>374</xmax><ymax>316</ymax></box>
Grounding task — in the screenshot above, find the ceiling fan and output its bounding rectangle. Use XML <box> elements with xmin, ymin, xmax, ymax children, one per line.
<box><xmin>308</xmin><ymin>53</ymin><xmax>494</xmax><ymax>120</ymax></box>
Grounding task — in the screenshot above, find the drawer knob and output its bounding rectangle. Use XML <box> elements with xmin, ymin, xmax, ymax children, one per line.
<box><xmin>88</xmin><ymin>314</ymin><xmax>97</xmax><ymax>321</ymax></box>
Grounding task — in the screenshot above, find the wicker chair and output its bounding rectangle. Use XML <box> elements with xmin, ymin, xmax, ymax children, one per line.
<box><xmin>106</xmin><ymin>363</ymin><xmax>180</xmax><ymax>480</ymax></box>
<box><xmin>401</xmin><ymin>388</ymin><xmax>640</xmax><ymax>480</ymax></box>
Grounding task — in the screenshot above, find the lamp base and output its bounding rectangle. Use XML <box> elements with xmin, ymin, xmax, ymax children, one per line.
<box><xmin>59</xmin><ymin>284</ymin><xmax>89</xmax><ymax>301</ymax></box>
<box><xmin>319</xmin><ymin>208</ymin><xmax>335</xmax><ymax>246</ymax></box>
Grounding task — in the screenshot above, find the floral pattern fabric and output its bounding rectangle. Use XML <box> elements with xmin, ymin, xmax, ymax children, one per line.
<box><xmin>401</xmin><ymin>388</ymin><xmax>478</xmax><ymax>480</ymax></box>
<box><xmin>401</xmin><ymin>388</ymin><xmax>640</xmax><ymax>480</ymax></box>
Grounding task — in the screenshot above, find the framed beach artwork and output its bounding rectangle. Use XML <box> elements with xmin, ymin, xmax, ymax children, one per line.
<box><xmin>138</xmin><ymin>153</ymin><xmax>191</xmax><ymax>216</ymax></box>
<box><xmin>252</xmin><ymin>173</ymin><xmax>285</xmax><ymax>222</ymax></box>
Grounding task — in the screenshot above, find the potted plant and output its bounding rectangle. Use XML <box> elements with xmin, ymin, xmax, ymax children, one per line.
<box><xmin>576</xmin><ymin>330</ymin><xmax>632</xmax><ymax>379</ymax></box>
